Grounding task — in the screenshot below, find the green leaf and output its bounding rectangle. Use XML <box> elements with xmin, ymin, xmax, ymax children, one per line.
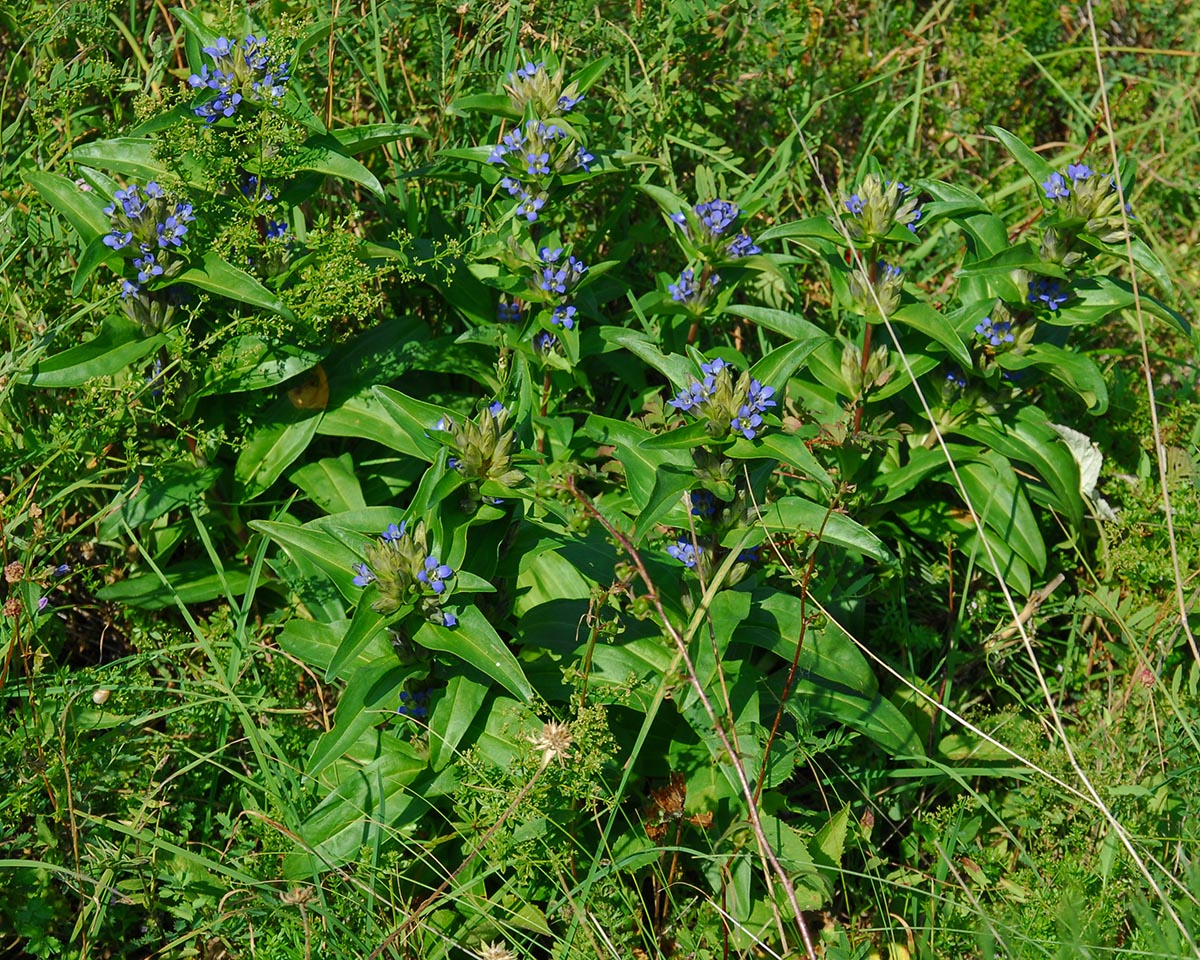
<box><xmin>756</xmin><ymin>216</ymin><xmax>845</xmax><ymax>244</ymax></box>
<box><xmin>958</xmin><ymin>457</ymin><xmax>1046</xmax><ymax>572</ymax></box>
<box><xmin>24</xmin><ymin>170</ymin><xmax>110</xmax><ymax>240</ymax></box>
<box><xmin>19</xmin><ymin>315</ymin><xmax>165</xmax><ymax>387</ymax></box>
<box><xmin>286</xmin><ymin>736</ymin><xmax>426</xmax><ymax>877</ymax></box>
<box><xmin>889</xmin><ymin>300</ymin><xmax>973</xmax><ymax>369</ymax></box>
<box><xmin>331</xmin><ymin>123</ymin><xmax>425</xmax><ymax>154</ymax></box>
<box><xmin>412</xmin><ymin>606</ymin><xmax>532</xmax><ymax>701</ymax></box>
<box><xmin>987</xmin><ymin>125</ymin><xmax>1054</xmax><ymax>196</ymax></box>
<box><xmin>235</xmin><ymin>412</ymin><xmax>323</xmax><ymax>499</ymax></box>
<box><xmin>723</xmin><ymin>304</ymin><xmax>828</xmax><ymax>344</ymax></box>
<box><xmin>788</xmin><ymin>679</ymin><xmax>925</xmax><ymax>756</ymax></box>
<box><xmin>583</xmin><ymin>416</ymin><xmax>692</xmax><ymax>512</ymax></box>
<box><xmin>200</xmin><ymin>335</ymin><xmax>324</xmax><ymax>395</ymax></box>
<box><xmin>305</xmin><ymin>658</ymin><xmax>411</xmax><ymax>777</ymax></box>
<box><xmin>292</xmin><ymin>134</ymin><xmax>385</xmax><ymax>198</ymax></box>
<box><xmin>997</xmin><ymin>343</ymin><xmax>1108</xmax><ymax>414</ymax></box>
<box><xmin>450</xmin><ymin>93</ymin><xmax>520</xmax><ymax>118</ymax></box>
<box><xmin>98</xmin><ymin>465</ymin><xmax>221</xmax><ymax>541</ymax></box>
<box><xmin>69</xmin><ymin>137</ymin><xmax>169</xmax><ymax>181</ymax></box>
<box><xmin>290</xmin><ymin>454</ymin><xmax>367</xmax><ymax>514</ymax></box>
<box><xmin>748</xmin><ymin>336</ymin><xmax>827</xmax><ymax>389</ymax></box>
<box><xmin>956</xmin><ymin>241</ymin><xmax>1066</xmax><ymax>280</ymax></box>
<box><xmin>317</xmin><ymin>390</ymin><xmax>406</xmax><ymax>448</ymax></box>
<box><xmin>732</xmin><ymin>496</ymin><xmax>893</xmax><ymax>562</ymax></box>
<box><xmin>249</xmin><ymin>519</ymin><xmax>362</xmax><ymax>601</ymax></box>
<box><xmin>917</xmin><ymin>180</ymin><xmax>1008</xmax><ymax>256</ymax></box>
<box><xmin>96</xmin><ymin>560</ymin><xmax>250</xmax><ymax>610</ymax></box>
<box><xmin>428</xmin><ymin>675</ymin><xmax>491</xmax><ymax>771</ymax></box>
<box><xmin>325</xmin><ymin>598</ymin><xmax>393</xmax><ymax>682</ymax></box>
<box><xmin>71</xmin><ymin>234</ymin><xmax>125</xmax><ymax>296</ymax></box>
<box><xmin>598</xmin><ymin>328</ymin><xmax>695</xmax><ymax>388</ymax></box>
<box><xmin>732</xmin><ymin>432</ymin><xmax>832</xmax><ymax>490</ymax></box>
<box><xmin>371</xmin><ymin>386</ymin><xmax>446</xmax><ymax>461</ymax></box>
<box><xmin>277</xmin><ymin>619</ymin><xmax>394</xmax><ymax>678</ymax></box>
<box><xmin>176</xmin><ymin>251</ymin><xmax>296</xmax><ymax>318</ymax></box>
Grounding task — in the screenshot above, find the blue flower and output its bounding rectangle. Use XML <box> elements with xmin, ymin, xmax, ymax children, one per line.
<box><xmin>667</xmin><ymin>540</ymin><xmax>699</xmax><ymax>568</ymax></box>
<box><xmin>695</xmin><ymin>199</ymin><xmax>739</xmax><ymax>237</ymax></box>
<box><xmin>1028</xmin><ymin>277</ymin><xmax>1068</xmax><ymax>311</ymax></box>
<box><xmin>551</xmin><ymin>304</ymin><xmax>576</xmax><ymax>329</ymax></box>
<box><xmin>725</xmin><ymin>232</ymin><xmax>761</xmax><ymax>258</ymax></box>
<box><xmin>497</xmin><ymin>300</ymin><xmax>522</xmax><ymax>323</ymax></box>
<box><xmin>156</xmin><ymin>215</ymin><xmax>188</xmax><ymax>247</ymax></box>
<box><xmin>1042</xmin><ymin>172</ymin><xmax>1070</xmax><ymax>200</ymax></box>
<box><xmin>747</xmin><ymin>379</ymin><xmax>776</xmax><ymax>412</ymax></box>
<box><xmin>120</xmin><ymin>279</ymin><xmax>140</xmax><ymax>298</ymax></box>
<box><xmin>945</xmin><ymin>369</ymin><xmax>967</xmax><ymax>389</ymax></box>
<box><xmin>558</xmin><ymin>92</ymin><xmax>584</xmax><ymax>111</ymax></box>
<box><xmin>417</xmin><ymin>556</ymin><xmax>454</xmax><ymax>595</ymax></box>
<box><xmin>54</xmin><ymin>564</ymin><xmax>71</xmax><ymax>575</ymax></box>
<box><xmin>382</xmin><ymin>522</ymin><xmax>406</xmax><ymax>542</ymax></box>
<box><xmin>525</xmin><ymin>151</ymin><xmax>551</xmax><ymax>175</ymax></box>
<box><xmin>1067</xmin><ymin>162</ymin><xmax>1094</xmax><ymax>181</ymax></box>
<box><xmin>517</xmin><ymin>191</ymin><xmax>545</xmax><ymax>222</ymax></box>
<box><xmin>133</xmin><ymin>253</ymin><xmax>164</xmax><ymax>284</ymax></box>
<box><xmin>353</xmin><ymin>562</ymin><xmax>375</xmax><ymax>587</ymax></box>
<box><xmin>731</xmin><ymin>405</ymin><xmax>764</xmax><ymax>440</ymax></box>
<box><xmin>845</xmin><ymin>193</ymin><xmax>865</xmax><ymax>215</ymax></box>
<box><xmin>103</xmin><ymin>230</ymin><xmax>133</xmax><ymax>250</ymax></box>
<box><xmin>488</xmin><ymin>401</ymin><xmax>506</xmax><ymax>416</ymax></box>
<box><xmin>575</xmin><ymin>147</ymin><xmax>595</xmax><ymax>170</ymax></box>
<box><xmin>265</xmin><ymin>219</ymin><xmax>288</xmax><ymax>241</ymax></box>
<box><xmin>534</xmin><ymin>330</ymin><xmax>558</xmax><ymax>352</ymax></box>
<box><xmin>700</xmin><ymin>358</ymin><xmax>730</xmax><ymax>377</ymax></box>
<box><xmin>441</xmin><ymin>611</ymin><xmax>458</xmax><ymax>628</ymax></box>
<box><xmin>396</xmin><ymin>689</ymin><xmax>431</xmax><ymax>718</ymax></box>
<box><xmin>669</xmin><ymin>267</ymin><xmax>719</xmax><ymax>308</ymax></box>
<box><xmin>974</xmin><ymin>316</ymin><xmax>1015</xmax><ymax>347</ymax></box>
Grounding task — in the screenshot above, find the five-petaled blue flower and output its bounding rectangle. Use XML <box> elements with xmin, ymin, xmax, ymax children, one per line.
<box><xmin>1042</xmin><ymin>172</ymin><xmax>1070</xmax><ymax>200</ymax></box>
<box><xmin>1028</xmin><ymin>277</ymin><xmax>1068</xmax><ymax>311</ymax></box>
<box><xmin>417</xmin><ymin>556</ymin><xmax>454</xmax><ymax>594</ymax></box>
<box><xmin>667</xmin><ymin>540</ymin><xmax>699</xmax><ymax>568</ymax></box>
<box><xmin>974</xmin><ymin>317</ymin><xmax>1015</xmax><ymax>347</ymax></box>
<box><xmin>353</xmin><ymin>562</ymin><xmax>375</xmax><ymax>587</ymax></box>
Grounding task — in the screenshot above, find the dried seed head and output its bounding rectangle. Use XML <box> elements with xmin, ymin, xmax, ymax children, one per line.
<box><xmin>530</xmin><ymin>720</ymin><xmax>573</xmax><ymax>766</ymax></box>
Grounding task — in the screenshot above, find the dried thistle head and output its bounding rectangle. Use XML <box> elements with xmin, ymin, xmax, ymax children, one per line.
<box><xmin>529</xmin><ymin>720</ymin><xmax>573</xmax><ymax>767</ymax></box>
<box><xmin>477</xmin><ymin>940</ymin><xmax>516</xmax><ymax>960</ymax></box>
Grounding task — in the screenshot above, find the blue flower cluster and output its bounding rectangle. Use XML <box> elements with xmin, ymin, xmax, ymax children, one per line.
<box><xmin>396</xmin><ymin>689</ymin><xmax>431</xmax><ymax>718</ymax></box>
<box><xmin>1027</xmin><ymin>277</ymin><xmax>1068</xmax><ymax>311</ymax></box>
<box><xmin>504</xmin><ymin>61</ymin><xmax>585</xmax><ymax>116</ymax></box>
<box><xmin>669</xmin><ymin>267</ymin><xmax>720</xmax><ymax>312</ymax></box>
<box><xmin>841</xmin><ymin>174</ymin><xmax>922</xmax><ymax>240</ymax></box>
<box><xmin>488</xmin><ymin>113</ymin><xmax>592</xmax><ymax>223</ymax></box>
<box><xmin>188</xmin><ymin>35</ymin><xmax>290</xmax><ymax>123</ymax></box>
<box><xmin>533</xmin><ymin>246</ymin><xmax>587</xmax><ymax>330</ymax></box>
<box><xmin>669</xmin><ymin>198</ymin><xmax>761</xmax><ymax>258</ymax></box>
<box><xmin>1041</xmin><ymin>163</ymin><xmax>1094</xmax><ymax>201</ymax></box>
<box><xmin>667</xmin><ymin>358</ymin><xmax>777</xmax><ymax>441</ymax></box>
<box><xmin>974</xmin><ymin>316</ymin><xmax>1015</xmax><ymax>347</ymax></box>
<box><xmin>102</xmin><ymin>181</ymin><xmax>195</xmax><ymax>299</ymax></box>
<box><xmin>351</xmin><ymin>520</ymin><xmax>456</xmax><ymax>618</ymax></box>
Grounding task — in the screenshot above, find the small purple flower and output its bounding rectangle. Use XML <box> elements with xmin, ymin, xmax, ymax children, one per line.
<box><xmin>497</xmin><ymin>300</ymin><xmax>522</xmax><ymax>323</ymax></box>
<box><xmin>695</xmin><ymin>199</ymin><xmax>739</xmax><ymax>237</ymax></box>
<box><xmin>397</xmin><ymin>689</ymin><xmax>430</xmax><ymax>718</ymax></box>
<box><xmin>120</xmin><ymin>279</ymin><xmax>140</xmax><ymax>299</ymax></box>
<box><xmin>945</xmin><ymin>369</ymin><xmax>967</xmax><ymax>389</ymax></box>
<box><xmin>731</xmin><ymin>405</ymin><xmax>764</xmax><ymax>440</ymax></box>
<box><xmin>417</xmin><ymin>556</ymin><xmax>454</xmax><ymax>595</ymax></box>
<box><xmin>517</xmin><ymin>191</ymin><xmax>545</xmax><ymax>222</ymax></box>
<box><xmin>37</xmin><ymin>596</ymin><xmax>49</xmax><ymax>612</ymax></box>
<box><xmin>747</xmin><ymin>379</ymin><xmax>776</xmax><ymax>412</ymax></box>
<box><xmin>525</xmin><ymin>151</ymin><xmax>551</xmax><ymax>176</ymax></box>
<box><xmin>156</xmin><ymin>215</ymin><xmax>188</xmax><ymax>248</ymax></box>
<box><xmin>725</xmin><ymin>233</ymin><xmax>761</xmax><ymax>258</ymax></box>
<box><xmin>54</xmin><ymin>564</ymin><xmax>71</xmax><ymax>575</ymax></box>
<box><xmin>488</xmin><ymin>401</ymin><xmax>506</xmax><ymax>416</ymax></box>
<box><xmin>1042</xmin><ymin>172</ymin><xmax>1070</xmax><ymax>200</ymax></box>
<box><xmin>265</xmin><ymin>220</ymin><xmax>288</xmax><ymax>241</ymax></box>
<box><xmin>534</xmin><ymin>330</ymin><xmax>558</xmax><ymax>352</ymax></box>
<box><xmin>845</xmin><ymin>193</ymin><xmax>865</xmax><ymax>215</ymax></box>
<box><xmin>974</xmin><ymin>317</ymin><xmax>1015</xmax><ymax>347</ymax></box>
<box><xmin>382</xmin><ymin>522</ymin><xmax>406</xmax><ymax>542</ymax></box>
<box><xmin>559</xmin><ymin>92</ymin><xmax>584</xmax><ymax>111</ymax></box>
<box><xmin>551</xmin><ymin>305</ymin><xmax>576</xmax><ymax>329</ymax></box>
<box><xmin>1066</xmin><ymin>162</ymin><xmax>1094</xmax><ymax>182</ymax></box>
<box><xmin>353</xmin><ymin>562</ymin><xmax>375</xmax><ymax>587</ymax></box>
<box><xmin>103</xmin><ymin>230</ymin><xmax>133</xmax><ymax>250</ymax></box>
<box><xmin>1028</xmin><ymin>277</ymin><xmax>1068</xmax><ymax>311</ymax></box>
<box><xmin>133</xmin><ymin>253</ymin><xmax>164</xmax><ymax>284</ymax></box>
<box><xmin>667</xmin><ymin>540</ymin><xmax>699</xmax><ymax>568</ymax></box>
<box><xmin>441</xmin><ymin>611</ymin><xmax>458</xmax><ymax>628</ymax></box>
<box><xmin>575</xmin><ymin>147</ymin><xmax>595</xmax><ymax>171</ymax></box>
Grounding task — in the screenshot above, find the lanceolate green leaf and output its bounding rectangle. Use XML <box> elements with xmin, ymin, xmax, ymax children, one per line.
<box><xmin>412</xmin><ymin>606</ymin><xmax>532</xmax><ymax>702</ymax></box>
<box><xmin>19</xmin><ymin>315</ymin><xmax>165</xmax><ymax>388</ymax></box>
<box><xmin>732</xmin><ymin>496</ymin><xmax>893</xmax><ymax>563</ymax></box>
<box><xmin>888</xmin><ymin>300</ymin><xmax>973</xmax><ymax>368</ymax></box>
<box><xmin>987</xmin><ymin>124</ymin><xmax>1054</xmax><ymax>196</ymax></box>
<box><xmin>723</xmin><ymin>304</ymin><xmax>828</xmax><ymax>344</ymax></box>
<box><xmin>176</xmin><ymin>251</ymin><xmax>296</xmax><ymax>318</ymax></box>
<box><xmin>25</xmin><ymin>170</ymin><xmax>110</xmax><ymax>241</ymax></box>
<box><xmin>996</xmin><ymin>343</ymin><xmax>1109</xmax><ymax>414</ymax></box>
<box><xmin>249</xmin><ymin>519</ymin><xmax>362</xmax><ymax>600</ymax></box>
<box><xmin>292</xmin><ymin>134</ymin><xmax>385</xmax><ymax>198</ymax></box>
<box><xmin>69</xmin><ymin>137</ymin><xmax>170</xmax><ymax>182</ymax></box>
<box><xmin>304</xmin><ymin>659</ymin><xmax>414</xmax><ymax>777</ymax></box>
<box><xmin>235</xmin><ymin>412</ymin><xmax>323</xmax><ymax>498</ymax></box>
<box><xmin>331</xmin><ymin>123</ymin><xmax>425</xmax><ymax>154</ymax></box>
<box><xmin>957</xmin><ymin>458</ymin><xmax>1046</xmax><ymax>572</ymax></box>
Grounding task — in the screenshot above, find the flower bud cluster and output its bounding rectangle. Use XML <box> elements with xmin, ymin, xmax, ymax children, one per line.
<box><xmin>669</xmin><ymin>198</ymin><xmax>761</xmax><ymax>259</ymax></box>
<box><xmin>667</xmin><ymin>358</ymin><xmax>777</xmax><ymax>441</ymax></box>
<box><xmin>188</xmin><ymin>35</ymin><xmax>290</xmax><ymax>123</ymax></box>
<box><xmin>847</xmin><ymin>260</ymin><xmax>904</xmax><ymax>319</ymax></box>
<box><xmin>1041</xmin><ymin>162</ymin><xmax>1132</xmax><ymax>243</ymax></box>
<box><xmin>669</xmin><ymin>267</ymin><xmax>720</xmax><ymax>315</ymax></box>
<box><xmin>439</xmin><ymin>402</ymin><xmax>526</xmax><ymax>489</ymax></box>
<box><xmin>841</xmin><ymin>174</ymin><xmax>922</xmax><ymax>242</ymax></box>
<box><xmin>352</xmin><ymin>521</ymin><xmax>455</xmax><ymax>618</ymax></box>
<box><xmin>503</xmin><ymin>61</ymin><xmax>584</xmax><ymax>117</ymax></box>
